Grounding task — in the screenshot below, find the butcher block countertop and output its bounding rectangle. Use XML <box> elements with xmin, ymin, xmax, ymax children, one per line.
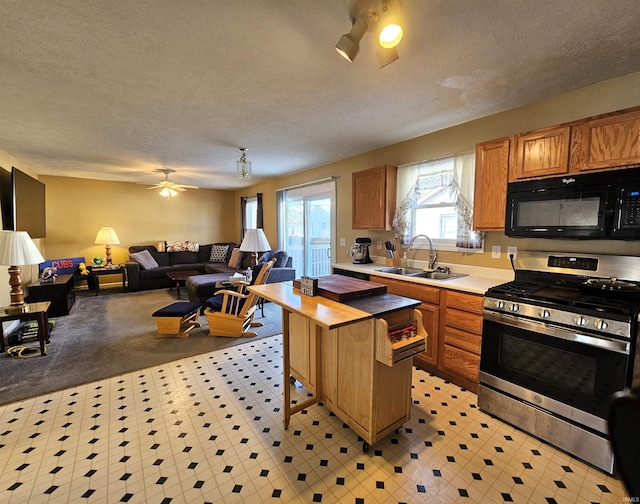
<box><xmin>249</xmin><ymin>281</ymin><xmax>420</xmax><ymax>328</ymax></box>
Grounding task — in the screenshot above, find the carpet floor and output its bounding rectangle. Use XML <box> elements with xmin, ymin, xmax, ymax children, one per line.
<box><xmin>0</xmin><ymin>288</ymin><xmax>282</xmax><ymax>406</ymax></box>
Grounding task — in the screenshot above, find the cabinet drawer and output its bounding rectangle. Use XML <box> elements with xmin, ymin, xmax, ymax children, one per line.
<box><xmin>372</xmin><ymin>276</ymin><xmax>440</xmax><ymax>304</ymax></box>
<box><xmin>444</xmin><ymin>326</ymin><xmax>481</xmax><ymax>355</ymax></box>
<box><xmin>442</xmin><ymin>344</ymin><xmax>480</xmax><ymax>384</ymax></box>
<box><xmin>445</xmin><ymin>308</ymin><xmax>483</xmax><ymax>334</ymax></box>
<box><xmin>445</xmin><ymin>290</ymin><xmax>483</xmax><ymax>315</ymax></box>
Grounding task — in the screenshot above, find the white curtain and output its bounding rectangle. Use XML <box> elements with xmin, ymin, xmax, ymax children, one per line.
<box><xmin>392</xmin><ymin>150</ymin><xmax>483</xmax><ymax>249</ymax></box>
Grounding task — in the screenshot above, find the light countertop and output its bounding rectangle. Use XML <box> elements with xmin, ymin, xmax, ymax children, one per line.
<box><xmin>332</xmin><ymin>260</ymin><xmax>514</xmax><ymax>295</ymax></box>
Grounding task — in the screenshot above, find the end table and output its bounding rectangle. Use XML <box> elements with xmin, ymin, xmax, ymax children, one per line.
<box><xmin>92</xmin><ymin>265</ymin><xmax>127</xmax><ymax>295</ymax></box>
<box><xmin>0</xmin><ymin>302</ymin><xmax>51</xmax><ymax>356</ymax></box>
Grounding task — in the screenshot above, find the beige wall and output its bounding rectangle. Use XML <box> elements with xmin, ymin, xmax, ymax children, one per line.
<box><xmin>40</xmin><ymin>175</ymin><xmax>237</xmax><ymax>264</ymax></box>
<box><xmin>0</xmin><ymin>71</ymin><xmax>639</xmax><ymax>310</ymax></box>
<box><xmin>235</xmin><ymin>71</ymin><xmax>640</xmax><ymax>268</ymax></box>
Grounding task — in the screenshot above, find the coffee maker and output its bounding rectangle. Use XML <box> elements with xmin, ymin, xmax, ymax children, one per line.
<box><xmin>349</xmin><ymin>237</ymin><xmax>373</xmax><ymax>264</ymax></box>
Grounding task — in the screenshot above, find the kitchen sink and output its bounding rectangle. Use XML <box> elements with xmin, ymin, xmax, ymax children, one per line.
<box><xmin>374</xmin><ymin>267</ymin><xmax>424</xmax><ymax>275</ymax></box>
<box><xmin>422</xmin><ymin>271</ymin><xmax>467</xmax><ymax>281</ymax></box>
<box><xmin>374</xmin><ymin>267</ymin><xmax>467</xmax><ymax>281</ymax></box>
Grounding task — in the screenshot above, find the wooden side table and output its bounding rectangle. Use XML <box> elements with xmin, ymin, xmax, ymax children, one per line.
<box><xmin>0</xmin><ymin>302</ymin><xmax>51</xmax><ymax>356</ymax></box>
<box><xmin>92</xmin><ymin>265</ymin><xmax>127</xmax><ymax>295</ymax></box>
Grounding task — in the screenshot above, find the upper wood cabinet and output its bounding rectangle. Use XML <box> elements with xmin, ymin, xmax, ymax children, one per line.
<box><xmin>473</xmin><ymin>138</ymin><xmax>510</xmax><ymax>232</ymax></box>
<box><xmin>352</xmin><ymin>165</ymin><xmax>397</xmax><ymax>230</ymax></box>
<box><xmin>512</xmin><ymin>126</ymin><xmax>571</xmax><ymax>180</ymax></box>
<box><xmin>570</xmin><ymin>108</ymin><xmax>640</xmax><ymax>172</ymax></box>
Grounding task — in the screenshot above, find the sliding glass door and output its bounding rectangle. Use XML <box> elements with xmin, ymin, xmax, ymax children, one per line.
<box><xmin>278</xmin><ymin>180</ymin><xmax>335</xmax><ymax>277</ymax></box>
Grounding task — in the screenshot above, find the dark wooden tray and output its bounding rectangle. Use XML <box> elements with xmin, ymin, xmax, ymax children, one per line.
<box><xmin>293</xmin><ymin>274</ymin><xmax>386</xmax><ymax>302</ymax></box>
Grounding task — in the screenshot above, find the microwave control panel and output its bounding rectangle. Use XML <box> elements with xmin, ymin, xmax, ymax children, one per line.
<box><xmin>617</xmin><ymin>188</ymin><xmax>640</xmax><ymax>229</ymax></box>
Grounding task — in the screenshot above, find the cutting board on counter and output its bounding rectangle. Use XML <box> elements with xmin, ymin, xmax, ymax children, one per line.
<box><xmin>293</xmin><ymin>274</ymin><xmax>386</xmax><ymax>302</ymax></box>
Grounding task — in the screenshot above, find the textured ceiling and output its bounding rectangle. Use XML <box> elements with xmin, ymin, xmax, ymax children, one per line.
<box><xmin>1</xmin><ymin>0</ymin><xmax>640</xmax><ymax>189</ymax></box>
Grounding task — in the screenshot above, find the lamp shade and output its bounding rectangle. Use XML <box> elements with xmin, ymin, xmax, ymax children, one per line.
<box><xmin>0</xmin><ymin>231</ymin><xmax>45</xmax><ymax>266</ymax></box>
<box><xmin>240</xmin><ymin>229</ymin><xmax>271</xmax><ymax>253</ymax></box>
<box><xmin>94</xmin><ymin>227</ymin><xmax>121</xmax><ymax>245</ymax></box>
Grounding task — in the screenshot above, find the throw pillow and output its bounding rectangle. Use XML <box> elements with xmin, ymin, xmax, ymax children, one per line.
<box><xmin>209</xmin><ymin>244</ymin><xmax>229</xmax><ymax>263</ymax></box>
<box><xmin>271</xmin><ymin>250</ymin><xmax>289</xmax><ymax>268</ymax></box>
<box><xmin>129</xmin><ymin>249</ymin><xmax>159</xmax><ymax>270</ymax></box>
<box><xmin>227</xmin><ymin>248</ymin><xmax>244</xmax><ymax>269</ymax></box>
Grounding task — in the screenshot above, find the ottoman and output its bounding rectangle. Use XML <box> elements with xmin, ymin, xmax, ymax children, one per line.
<box><xmin>152</xmin><ymin>302</ymin><xmax>201</xmax><ymax>338</ymax></box>
<box><xmin>186</xmin><ymin>273</ymin><xmax>231</xmax><ymax>303</ymax></box>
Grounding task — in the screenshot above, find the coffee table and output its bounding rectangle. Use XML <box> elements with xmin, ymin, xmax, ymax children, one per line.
<box><xmin>167</xmin><ymin>270</ymin><xmax>203</xmax><ymax>298</ymax></box>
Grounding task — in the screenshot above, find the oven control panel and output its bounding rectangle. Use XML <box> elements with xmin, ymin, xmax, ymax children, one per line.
<box><xmin>483</xmin><ymin>297</ymin><xmax>630</xmax><ymax>339</ymax></box>
<box><xmin>547</xmin><ymin>255</ymin><xmax>598</xmax><ymax>271</ymax></box>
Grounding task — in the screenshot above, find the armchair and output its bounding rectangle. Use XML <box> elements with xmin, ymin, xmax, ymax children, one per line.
<box><xmin>204</xmin><ymin>258</ymin><xmax>276</xmax><ymax>338</ymax></box>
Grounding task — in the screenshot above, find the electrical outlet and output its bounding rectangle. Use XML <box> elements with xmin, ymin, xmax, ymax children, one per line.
<box><xmin>340</xmin><ymin>238</ymin><xmax>345</xmax><ymax>247</ymax></box>
<box><xmin>492</xmin><ymin>245</ymin><xmax>501</xmax><ymax>259</ymax></box>
<box><xmin>377</xmin><ymin>240</ymin><xmax>382</xmax><ymax>250</ymax></box>
<box><xmin>507</xmin><ymin>246</ymin><xmax>518</xmax><ymax>258</ymax></box>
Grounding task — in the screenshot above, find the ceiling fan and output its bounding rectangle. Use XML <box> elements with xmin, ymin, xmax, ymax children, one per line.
<box><xmin>145</xmin><ymin>168</ymin><xmax>199</xmax><ymax>198</ymax></box>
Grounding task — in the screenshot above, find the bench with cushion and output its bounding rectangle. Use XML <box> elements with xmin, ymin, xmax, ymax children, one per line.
<box><xmin>152</xmin><ymin>301</ymin><xmax>201</xmax><ymax>338</ymax></box>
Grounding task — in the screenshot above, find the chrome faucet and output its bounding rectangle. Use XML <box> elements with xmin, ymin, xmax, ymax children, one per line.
<box><xmin>408</xmin><ymin>234</ymin><xmax>438</xmax><ymax>270</ymax></box>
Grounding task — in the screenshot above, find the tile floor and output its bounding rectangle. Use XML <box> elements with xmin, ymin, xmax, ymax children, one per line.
<box><xmin>0</xmin><ymin>336</ymin><xmax>628</xmax><ymax>503</ymax></box>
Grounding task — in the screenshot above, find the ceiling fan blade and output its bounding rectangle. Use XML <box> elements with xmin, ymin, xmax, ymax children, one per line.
<box><xmin>176</xmin><ymin>184</ymin><xmax>199</xmax><ymax>189</ymax></box>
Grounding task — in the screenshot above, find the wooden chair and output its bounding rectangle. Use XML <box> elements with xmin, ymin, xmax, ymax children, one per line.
<box><xmin>204</xmin><ymin>258</ymin><xmax>276</xmax><ymax>337</ymax></box>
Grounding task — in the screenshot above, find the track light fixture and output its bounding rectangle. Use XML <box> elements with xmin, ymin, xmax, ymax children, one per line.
<box><xmin>335</xmin><ymin>0</ymin><xmax>404</xmax><ymax>67</ymax></box>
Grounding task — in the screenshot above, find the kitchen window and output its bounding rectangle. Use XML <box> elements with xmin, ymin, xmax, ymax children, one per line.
<box><xmin>393</xmin><ymin>151</ymin><xmax>483</xmax><ymax>251</ymax></box>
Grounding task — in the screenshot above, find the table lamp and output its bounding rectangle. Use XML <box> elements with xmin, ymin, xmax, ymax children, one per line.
<box><xmin>94</xmin><ymin>227</ymin><xmax>120</xmax><ymax>267</ymax></box>
<box><xmin>239</xmin><ymin>229</ymin><xmax>271</xmax><ymax>267</ymax></box>
<box><xmin>0</xmin><ymin>230</ymin><xmax>45</xmax><ymax>314</ymax></box>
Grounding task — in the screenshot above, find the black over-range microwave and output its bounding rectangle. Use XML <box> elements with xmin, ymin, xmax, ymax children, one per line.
<box><xmin>505</xmin><ymin>166</ymin><xmax>640</xmax><ymax>239</ymax></box>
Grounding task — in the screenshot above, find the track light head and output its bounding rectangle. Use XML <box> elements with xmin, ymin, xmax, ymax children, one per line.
<box><xmin>335</xmin><ymin>17</ymin><xmax>368</xmax><ymax>62</ymax></box>
<box><xmin>336</xmin><ymin>0</ymin><xmax>404</xmax><ymax>67</ymax></box>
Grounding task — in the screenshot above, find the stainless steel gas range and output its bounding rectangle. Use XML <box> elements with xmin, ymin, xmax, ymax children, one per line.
<box><xmin>478</xmin><ymin>251</ymin><xmax>640</xmax><ymax>474</ymax></box>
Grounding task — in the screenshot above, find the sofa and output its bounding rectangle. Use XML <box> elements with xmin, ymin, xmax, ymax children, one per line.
<box><xmin>125</xmin><ymin>242</ymin><xmax>295</xmax><ymax>294</ymax></box>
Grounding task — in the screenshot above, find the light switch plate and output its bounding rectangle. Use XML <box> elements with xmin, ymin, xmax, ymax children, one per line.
<box><xmin>377</xmin><ymin>241</ymin><xmax>382</xmax><ymax>250</ymax></box>
<box><xmin>492</xmin><ymin>245</ymin><xmax>501</xmax><ymax>259</ymax></box>
<box><xmin>340</xmin><ymin>238</ymin><xmax>345</xmax><ymax>247</ymax></box>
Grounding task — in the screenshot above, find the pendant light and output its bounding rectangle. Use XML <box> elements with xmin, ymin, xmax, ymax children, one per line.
<box><xmin>237</xmin><ymin>147</ymin><xmax>252</xmax><ymax>179</ymax></box>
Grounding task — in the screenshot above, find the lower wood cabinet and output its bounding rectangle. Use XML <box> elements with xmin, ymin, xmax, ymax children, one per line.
<box><xmin>369</xmin><ymin>274</ymin><xmax>485</xmax><ymax>393</ymax></box>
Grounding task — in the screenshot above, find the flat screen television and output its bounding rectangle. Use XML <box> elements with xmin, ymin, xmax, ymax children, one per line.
<box><xmin>0</xmin><ymin>167</ymin><xmax>46</xmax><ymax>238</ymax></box>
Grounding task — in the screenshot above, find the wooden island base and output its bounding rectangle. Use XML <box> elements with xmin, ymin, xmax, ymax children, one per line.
<box><xmin>249</xmin><ymin>282</ymin><xmax>426</xmax><ymax>452</ymax></box>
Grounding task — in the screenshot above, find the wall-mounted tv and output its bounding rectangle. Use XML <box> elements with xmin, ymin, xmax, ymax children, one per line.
<box><xmin>0</xmin><ymin>167</ymin><xmax>46</xmax><ymax>238</ymax></box>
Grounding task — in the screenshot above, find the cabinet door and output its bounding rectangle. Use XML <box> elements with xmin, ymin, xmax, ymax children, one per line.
<box><xmin>336</xmin><ymin>320</ymin><xmax>374</xmax><ymax>432</ymax></box>
<box><xmin>289</xmin><ymin>313</ymin><xmax>316</xmax><ymax>391</ymax></box>
<box><xmin>352</xmin><ymin>165</ymin><xmax>397</xmax><ymax>230</ymax></box>
<box><xmin>473</xmin><ymin>138</ymin><xmax>510</xmax><ymax>231</ymax></box>
<box><xmin>513</xmin><ymin>126</ymin><xmax>571</xmax><ymax>179</ymax></box>
<box><xmin>415</xmin><ymin>303</ymin><xmax>439</xmax><ymax>367</ymax></box>
<box><xmin>570</xmin><ymin>108</ymin><xmax>640</xmax><ymax>171</ymax></box>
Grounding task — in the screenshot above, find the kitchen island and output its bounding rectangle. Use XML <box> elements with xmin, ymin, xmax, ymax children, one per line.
<box><xmin>248</xmin><ymin>281</ymin><xmax>426</xmax><ymax>451</ymax></box>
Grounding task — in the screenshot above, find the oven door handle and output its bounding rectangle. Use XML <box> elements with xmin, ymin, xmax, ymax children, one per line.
<box><xmin>483</xmin><ymin>311</ymin><xmax>630</xmax><ymax>355</ymax></box>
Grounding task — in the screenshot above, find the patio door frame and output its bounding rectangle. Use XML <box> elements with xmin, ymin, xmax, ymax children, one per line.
<box><xmin>277</xmin><ymin>178</ymin><xmax>336</xmax><ymax>277</ymax></box>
